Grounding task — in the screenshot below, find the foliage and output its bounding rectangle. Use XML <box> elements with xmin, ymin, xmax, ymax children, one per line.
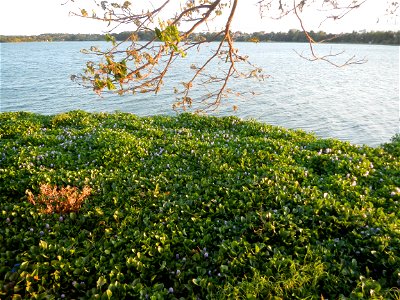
<box><xmin>0</xmin><ymin>111</ymin><xmax>399</xmax><ymax>299</ymax></box>
<box><xmin>2</xmin><ymin>30</ymin><xmax>399</xmax><ymax>45</ymax></box>
<box><xmin>26</xmin><ymin>184</ymin><xmax>92</xmax><ymax>214</ymax></box>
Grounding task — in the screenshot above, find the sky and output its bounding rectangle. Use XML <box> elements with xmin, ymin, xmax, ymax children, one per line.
<box><xmin>0</xmin><ymin>0</ymin><xmax>398</xmax><ymax>36</ymax></box>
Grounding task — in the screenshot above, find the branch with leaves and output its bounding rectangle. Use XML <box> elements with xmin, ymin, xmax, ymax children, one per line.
<box><xmin>66</xmin><ymin>0</ymin><xmax>394</xmax><ymax>112</ymax></box>
<box><xmin>68</xmin><ymin>0</ymin><xmax>267</xmax><ymax>112</ymax></box>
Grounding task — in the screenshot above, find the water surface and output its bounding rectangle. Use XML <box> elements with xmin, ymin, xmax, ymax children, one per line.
<box><xmin>0</xmin><ymin>41</ymin><xmax>398</xmax><ymax>146</ymax></box>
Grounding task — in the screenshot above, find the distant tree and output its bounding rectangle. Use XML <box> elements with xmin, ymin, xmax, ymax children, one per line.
<box><xmin>66</xmin><ymin>0</ymin><xmax>397</xmax><ymax>112</ymax></box>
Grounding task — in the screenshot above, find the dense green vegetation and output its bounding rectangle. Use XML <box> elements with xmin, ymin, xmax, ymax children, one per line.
<box><xmin>1</xmin><ymin>111</ymin><xmax>399</xmax><ymax>299</ymax></box>
<box><xmin>1</xmin><ymin>30</ymin><xmax>399</xmax><ymax>45</ymax></box>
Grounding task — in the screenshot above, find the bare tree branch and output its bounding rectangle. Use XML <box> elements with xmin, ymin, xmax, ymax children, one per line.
<box><xmin>293</xmin><ymin>0</ymin><xmax>367</xmax><ymax>67</ymax></box>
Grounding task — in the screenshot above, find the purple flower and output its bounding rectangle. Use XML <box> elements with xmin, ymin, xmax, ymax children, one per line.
<box><xmin>204</xmin><ymin>252</ymin><xmax>209</xmax><ymax>258</ymax></box>
<box><xmin>59</xmin><ymin>216</ymin><xmax>64</xmax><ymax>222</ymax></box>
<box><xmin>168</xmin><ymin>287</ymin><xmax>174</xmax><ymax>293</ymax></box>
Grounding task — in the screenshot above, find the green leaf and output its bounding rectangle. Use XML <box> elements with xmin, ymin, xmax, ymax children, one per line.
<box><xmin>105</xmin><ymin>33</ymin><xmax>116</xmax><ymax>46</ymax></box>
<box><xmin>155</xmin><ymin>28</ymin><xmax>163</xmax><ymax>41</ymax></box>
<box><xmin>39</xmin><ymin>240</ymin><xmax>48</xmax><ymax>250</ymax></box>
<box><xmin>97</xmin><ymin>276</ymin><xmax>107</xmax><ymax>288</ymax></box>
<box><xmin>106</xmin><ymin>79</ymin><xmax>116</xmax><ymax>90</ymax></box>
<box><xmin>220</xmin><ymin>265</ymin><xmax>229</xmax><ymax>273</ymax></box>
<box><xmin>160</xmin><ymin>261</ymin><xmax>166</xmax><ymax>270</ymax></box>
<box><xmin>20</xmin><ymin>261</ymin><xmax>29</xmax><ymax>271</ymax></box>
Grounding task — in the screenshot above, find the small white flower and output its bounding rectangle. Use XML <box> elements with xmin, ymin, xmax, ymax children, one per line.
<box><xmin>45</xmin><ymin>224</ymin><xmax>50</xmax><ymax>229</ymax></box>
<box><xmin>59</xmin><ymin>216</ymin><xmax>64</xmax><ymax>222</ymax></box>
<box><xmin>168</xmin><ymin>287</ymin><xmax>174</xmax><ymax>293</ymax></box>
<box><xmin>323</xmin><ymin>193</ymin><xmax>328</xmax><ymax>199</ymax></box>
<box><xmin>6</xmin><ymin>218</ymin><xmax>10</xmax><ymax>223</ymax></box>
<box><xmin>351</xmin><ymin>181</ymin><xmax>357</xmax><ymax>187</ymax></box>
<box><xmin>30</xmin><ymin>228</ymin><xmax>34</xmax><ymax>232</ymax></box>
<box><xmin>176</xmin><ymin>270</ymin><xmax>181</xmax><ymax>275</ymax></box>
<box><xmin>61</xmin><ymin>294</ymin><xmax>65</xmax><ymax>298</ymax></box>
<box><xmin>204</xmin><ymin>252</ymin><xmax>209</xmax><ymax>258</ymax></box>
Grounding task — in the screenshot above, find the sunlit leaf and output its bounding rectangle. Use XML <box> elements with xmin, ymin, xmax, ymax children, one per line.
<box><xmin>81</xmin><ymin>9</ymin><xmax>88</xmax><ymax>17</ymax></box>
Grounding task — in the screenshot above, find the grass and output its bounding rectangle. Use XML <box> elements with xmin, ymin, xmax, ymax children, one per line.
<box><xmin>0</xmin><ymin>110</ymin><xmax>399</xmax><ymax>299</ymax></box>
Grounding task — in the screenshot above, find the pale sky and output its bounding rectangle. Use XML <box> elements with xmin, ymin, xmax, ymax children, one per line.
<box><xmin>0</xmin><ymin>0</ymin><xmax>398</xmax><ymax>35</ymax></box>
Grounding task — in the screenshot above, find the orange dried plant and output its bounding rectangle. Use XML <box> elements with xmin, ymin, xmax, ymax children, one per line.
<box><xmin>26</xmin><ymin>184</ymin><xmax>91</xmax><ymax>214</ymax></box>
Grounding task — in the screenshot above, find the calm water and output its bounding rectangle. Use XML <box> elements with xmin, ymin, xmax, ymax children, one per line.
<box><xmin>0</xmin><ymin>41</ymin><xmax>398</xmax><ymax>146</ymax></box>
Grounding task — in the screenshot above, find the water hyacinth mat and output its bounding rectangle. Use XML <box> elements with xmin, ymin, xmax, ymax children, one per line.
<box><xmin>0</xmin><ymin>111</ymin><xmax>399</xmax><ymax>299</ymax></box>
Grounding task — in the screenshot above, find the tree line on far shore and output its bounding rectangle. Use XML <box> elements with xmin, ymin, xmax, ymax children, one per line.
<box><xmin>1</xmin><ymin>29</ymin><xmax>399</xmax><ymax>45</ymax></box>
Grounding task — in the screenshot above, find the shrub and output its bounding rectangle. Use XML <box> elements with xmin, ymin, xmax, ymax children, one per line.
<box><xmin>26</xmin><ymin>184</ymin><xmax>91</xmax><ymax>214</ymax></box>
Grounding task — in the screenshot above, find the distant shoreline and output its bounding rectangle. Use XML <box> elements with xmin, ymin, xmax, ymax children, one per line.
<box><xmin>1</xmin><ymin>30</ymin><xmax>399</xmax><ymax>45</ymax></box>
